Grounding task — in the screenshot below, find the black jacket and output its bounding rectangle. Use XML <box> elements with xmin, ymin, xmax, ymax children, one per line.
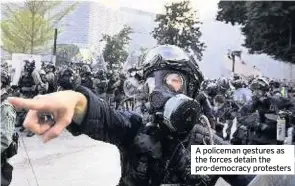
<box><xmin>67</xmin><ymin>86</ymin><xmax>255</xmax><ymax>186</ymax></box>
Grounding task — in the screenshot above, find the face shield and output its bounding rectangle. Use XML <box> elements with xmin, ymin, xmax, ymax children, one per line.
<box><xmin>233</xmin><ymin>88</ymin><xmax>253</xmax><ymax>108</ymax></box>
<box><xmin>123</xmin><ymin>51</ymin><xmax>142</xmax><ymax>76</ymax></box>
<box><xmin>144</xmin><ymin>71</ymin><xmax>200</xmax><ymax>136</ymax></box>
<box><xmin>143</xmin><ymin>72</ymin><xmax>186</xmax><ymax>95</ymax></box>
<box><xmin>213</xmin><ymin>95</ymin><xmax>226</xmax><ymax>111</ymax></box>
<box><xmin>142</xmin><ymin>45</ymin><xmax>190</xmax><ymax>67</ymax></box>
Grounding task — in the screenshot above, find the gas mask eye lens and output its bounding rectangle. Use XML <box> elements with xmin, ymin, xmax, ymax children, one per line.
<box><xmin>165</xmin><ymin>73</ymin><xmax>184</xmax><ymax>92</ymax></box>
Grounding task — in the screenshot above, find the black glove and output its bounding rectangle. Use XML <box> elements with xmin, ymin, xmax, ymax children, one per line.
<box><xmin>189</xmin><ymin>124</ymin><xmax>229</xmax><ymax>146</ymax></box>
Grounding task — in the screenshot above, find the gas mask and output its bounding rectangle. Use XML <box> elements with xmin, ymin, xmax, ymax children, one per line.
<box><xmin>213</xmin><ymin>95</ymin><xmax>226</xmax><ymax>112</ymax></box>
<box><xmin>144</xmin><ymin>71</ymin><xmax>201</xmax><ymax>136</ymax></box>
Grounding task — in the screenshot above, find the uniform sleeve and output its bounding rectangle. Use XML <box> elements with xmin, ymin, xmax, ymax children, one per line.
<box><xmin>1</xmin><ymin>103</ymin><xmax>16</xmax><ymax>153</ymax></box>
<box><xmin>196</xmin><ymin>92</ymin><xmax>214</xmax><ymax>119</ymax></box>
<box><xmin>66</xmin><ymin>86</ymin><xmax>143</xmax><ymax>148</ymax></box>
<box><xmin>32</xmin><ymin>70</ymin><xmax>42</xmax><ymax>85</ymax></box>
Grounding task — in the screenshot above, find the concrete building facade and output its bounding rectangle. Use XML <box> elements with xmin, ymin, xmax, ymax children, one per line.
<box><xmin>57</xmin><ymin>1</ymin><xmax>124</xmax><ymax>54</ymax></box>
<box><xmin>56</xmin><ymin>1</ymin><xmax>157</xmax><ymax>55</ymax></box>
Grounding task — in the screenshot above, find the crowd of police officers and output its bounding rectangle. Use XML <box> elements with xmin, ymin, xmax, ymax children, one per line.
<box><xmin>1</xmin><ymin>48</ymin><xmax>295</xmax><ymax>186</ymax></box>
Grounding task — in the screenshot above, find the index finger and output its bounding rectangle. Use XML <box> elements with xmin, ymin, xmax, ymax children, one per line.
<box><xmin>7</xmin><ymin>97</ymin><xmax>54</xmax><ymax>112</ymax></box>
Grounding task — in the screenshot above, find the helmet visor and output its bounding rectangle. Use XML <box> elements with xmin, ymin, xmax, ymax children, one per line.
<box><xmin>142</xmin><ymin>45</ymin><xmax>190</xmax><ymax>66</ymax></box>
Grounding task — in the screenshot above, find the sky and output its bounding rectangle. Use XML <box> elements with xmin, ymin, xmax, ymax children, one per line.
<box><xmin>101</xmin><ymin>0</ymin><xmax>220</xmax><ymax>20</ymax></box>
<box><xmin>1</xmin><ymin>0</ymin><xmax>220</xmax><ymax>20</ymax></box>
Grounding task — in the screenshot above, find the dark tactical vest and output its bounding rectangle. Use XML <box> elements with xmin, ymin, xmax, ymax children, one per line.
<box><xmin>118</xmin><ymin>124</ymin><xmax>217</xmax><ymax>186</ymax></box>
<box><xmin>19</xmin><ymin>74</ymin><xmax>35</xmax><ymax>97</ymax></box>
<box><xmin>81</xmin><ymin>74</ymin><xmax>93</xmax><ymax>90</ymax></box>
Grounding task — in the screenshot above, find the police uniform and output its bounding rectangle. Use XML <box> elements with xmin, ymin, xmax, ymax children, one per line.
<box><xmin>1</xmin><ymin>100</ymin><xmax>16</xmax><ymax>153</ymax></box>
<box><xmin>67</xmin><ymin>45</ymin><xmax>255</xmax><ymax>186</ymax></box>
<box><xmin>1</xmin><ymin>100</ymin><xmax>17</xmax><ymax>186</ymax></box>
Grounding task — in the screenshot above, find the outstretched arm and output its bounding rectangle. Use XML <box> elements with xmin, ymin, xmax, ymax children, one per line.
<box><xmin>68</xmin><ymin>86</ymin><xmax>143</xmax><ymax>147</ymax></box>
<box><xmin>8</xmin><ymin>86</ymin><xmax>143</xmax><ymax>148</ymax></box>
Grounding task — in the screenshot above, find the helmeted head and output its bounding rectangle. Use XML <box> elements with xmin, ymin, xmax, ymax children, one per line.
<box><xmin>142</xmin><ymin>45</ymin><xmax>204</xmax><ymax>97</ymax></box>
<box><xmin>213</xmin><ymin>94</ymin><xmax>226</xmax><ymax>112</ymax></box>
<box><xmin>81</xmin><ymin>64</ymin><xmax>91</xmax><ymax>74</ymax></box>
<box><xmin>1</xmin><ymin>69</ymin><xmax>11</xmax><ymax>102</ymax></box>
<box><xmin>137</xmin><ymin>45</ymin><xmax>204</xmax><ymax>136</ymax></box>
<box><xmin>24</xmin><ymin>59</ymin><xmax>36</xmax><ymax>73</ymax></box>
<box><xmin>250</xmin><ymin>77</ymin><xmax>269</xmax><ymax>96</ymax></box>
<box><xmin>57</xmin><ymin>67</ymin><xmax>81</xmax><ymax>90</ymax></box>
<box><xmin>1</xmin><ymin>68</ymin><xmax>11</xmax><ymax>89</ymax></box>
<box><xmin>205</xmin><ymin>82</ymin><xmax>218</xmax><ymax>98</ymax></box>
<box><xmin>233</xmin><ymin>73</ymin><xmax>241</xmax><ymax>81</ymax></box>
<box><xmin>93</xmin><ymin>69</ymin><xmax>105</xmax><ymax>79</ymax></box>
<box><xmin>217</xmin><ymin>77</ymin><xmax>230</xmax><ymax>92</ymax></box>
<box><xmin>46</xmin><ymin>63</ymin><xmax>56</xmax><ymax>73</ymax></box>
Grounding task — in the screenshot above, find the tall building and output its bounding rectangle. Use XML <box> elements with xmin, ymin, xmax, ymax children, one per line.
<box><xmin>56</xmin><ymin>1</ymin><xmax>157</xmax><ymax>56</ymax></box>
<box><xmin>120</xmin><ymin>7</ymin><xmax>157</xmax><ymax>53</ymax></box>
<box><xmin>56</xmin><ymin>1</ymin><xmax>123</xmax><ymax>55</ymax></box>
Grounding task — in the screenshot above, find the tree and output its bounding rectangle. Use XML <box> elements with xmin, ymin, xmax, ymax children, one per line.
<box><xmin>1</xmin><ymin>1</ymin><xmax>77</xmax><ymax>54</ymax></box>
<box><xmin>216</xmin><ymin>1</ymin><xmax>295</xmax><ymax>63</ymax></box>
<box><xmin>56</xmin><ymin>44</ymin><xmax>80</xmax><ymax>66</ymax></box>
<box><xmin>152</xmin><ymin>1</ymin><xmax>205</xmax><ymax>61</ymax></box>
<box><xmin>102</xmin><ymin>25</ymin><xmax>133</xmax><ymax>71</ymax></box>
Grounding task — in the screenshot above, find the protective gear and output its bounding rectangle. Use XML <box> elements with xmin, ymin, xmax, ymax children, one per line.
<box><xmin>81</xmin><ymin>65</ymin><xmax>91</xmax><ymax>74</ymax></box>
<box><xmin>232</xmin><ymin>79</ymin><xmax>245</xmax><ymax>89</ymax></box>
<box><xmin>213</xmin><ymin>94</ymin><xmax>226</xmax><ymax>111</ymax></box>
<box><xmin>80</xmin><ymin>73</ymin><xmax>93</xmax><ymax>90</ymax></box>
<box><xmin>250</xmin><ymin>77</ymin><xmax>269</xmax><ymax>91</ymax></box>
<box><xmin>233</xmin><ymin>73</ymin><xmax>241</xmax><ymax>81</ymax></box>
<box><xmin>46</xmin><ymin>63</ymin><xmax>56</xmax><ymax>73</ymax></box>
<box><xmin>141</xmin><ymin>45</ymin><xmax>204</xmax><ymax>136</ymax></box>
<box><xmin>1</xmin><ymin>69</ymin><xmax>11</xmax><ymax>88</ymax></box>
<box><xmin>18</xmin><ymin>71</ymin><xmax>36</xmax><ymax>98</ymax></box>
<box><xmin>205</xmin><ymin>82</ymin><xmax>218</xmax><ymax>98</ymax></box>
<box><xmin>123</xmin><ymin>51</ymin><xmax>142</xmax><ymax>75</ymax></box>
<box><xmin>269</xmin><ymin>80</ymin><xmax>280</xmax><ymax>89</ymax></box>
<box><xmin>1</xmin><ymin>100</ymin><xmax>18</xmax><ymax>186</ymax></box>
<box><xmin>67</xmin><ymin>86</ymin><xmax>255</xmax><ymax>186</ymax></box>
<box><xmin>24</xmin><ymin>59</ymin><xmax>36</xmax><ymax>73</ymax></box>
<box><xmin>57</xmin><ymin>68</ymin><xmax>81</xmax><ymax>90</ymax></box>
<box><xmin>217</xmin><ymin>77</ymin><xmax>230</xmax><ymax>92</ymax></box>
<box><xmin>93</xmin><ymin>70</ymin><xmax>108</xmax><ymax>95</ymax></box>
<box><xmin>142</xmin><ymin>45</ymin><xmax>204</xmax><ymax>98</ymax></box>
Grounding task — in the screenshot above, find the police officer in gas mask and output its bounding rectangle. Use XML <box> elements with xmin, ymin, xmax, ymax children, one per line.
<box><xmin>8</xmin><ymin>45</ymin><xmax>255</xmax><ymax>186</ymax></box>
<box><xmin>57</xmin><ymin>67</ymin><xmax>81</xmax><ymax>91</ymax></box>
<box><xmin>1</xmin><ymin>69</ymin><xmax>18</xmax><ymax>186</ymax></box>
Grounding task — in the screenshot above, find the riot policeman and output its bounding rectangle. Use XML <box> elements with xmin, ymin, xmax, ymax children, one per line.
<box><xmin>8</xmin><ymin>45</ymin><xmax>255</xmax><ymax>186</ymax></box>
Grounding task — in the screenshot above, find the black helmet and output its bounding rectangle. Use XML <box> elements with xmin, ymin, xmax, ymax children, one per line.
<box><xmin>232</xmin><ymin>79</ymin><xmax>245</xmax><ymax>89</ymax></box>
<box><xmin>46</xmin><ymin>63</ymin><xmax>56</xmax><ymax>72</ymax></box>
<box><xmin>1</xmin><ymin>68</ymin><xmax>11</xmax><ymax>86</ymax></box>
<box><xmin>206</xmin><ymin>82</ymin><xmax>218</xmax><ymax>97</ymax></box>
<box><xmin>142</xmin><ymin>45</ymin><xmax>204</xmax><ymax>97</ymax></box>
<box><xmin>269</xmin><ymin>80</ymin><xmax>280</xmax><ymax>89</ymax></box>
<box><xmin>233</xmin><ymin>73</ymin><xmax>241</xmax><ymax>81</ymax></box>
<box><xmin>217</xmin><ymin>77</ymin><xmax>230</xmax><ymax>91</ymax></box>
<box><xmin>57</xmin><ymin>67</ymin><xmax>81</xmax><ymax>90</ymax></box>
<box><xmin>250</xmin><ymin>77</ymin><xmax>269</xmax><ymax>91</ymax></box>
<box><xmin>81</xmin><ymin>64</ymin><xmax>91</xmax><ymax>73</ymax></box>
<box><xmin>94</xmin><ymin>69</ymin><xmax>104</xmax><ymax>78</ymax></box>
<box><xmin>24</xmin><ymin>59</ymin><xmax>36</xmax><ymax>72</ymax></box>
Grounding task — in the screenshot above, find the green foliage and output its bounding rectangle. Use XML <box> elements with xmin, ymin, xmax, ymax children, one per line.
<box><xmin>152</xmin><ymin>1</ymin><xmax>205</xmax><ymax>61</ymax></box>
<box><xmin>217</xmin><ymin>1</ymin><xmax>295</xmax><ymax>63</ymax></box>
<box><xmin>1</xmin><ymin>0</ymin><xmax>78</xmax><ymax>54</ymax></box>
<box><xmin>56</xmin><ymin>44</ymin><xmax>80</xmax><ymax>66</ymax></box>
<box><xmin>102</xmin><ymin>25</ymin><xmax>133</xmax><ymax>70</ymax></box>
